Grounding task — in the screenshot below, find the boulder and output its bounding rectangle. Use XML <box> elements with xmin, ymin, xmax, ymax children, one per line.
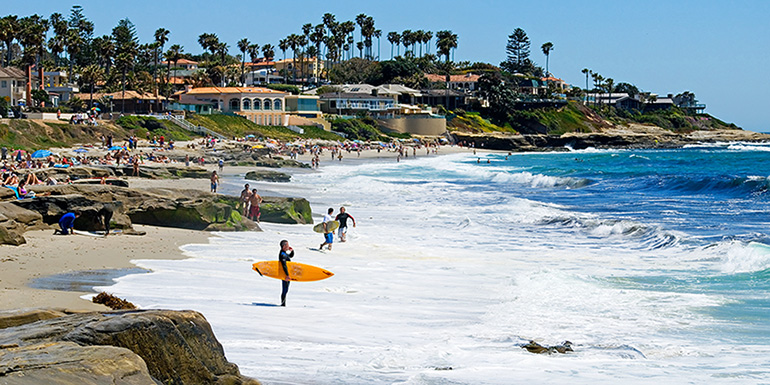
<box><xmin>0</xmin><ymin>341</ymin><xmax>157</xmax><ymax>385</ymax></box>
<box><xmin>260</xmin><ymin>197</ymin><xmax>313</xmax><ymax>224</ymax></box>
<box><xmin>244</xmin><ymin>170</ymin><xmax>291</xmax><ymax>183</ymax></box>
<box><xmin>0</xmin><ymin>202</ymin><xmax>45</xmax><ymax>245</ymax></box>
<box><xmin>0</xmin><ymin>308</ymin><xmax>73</xmax><ymax>330</ymax></box>
<box><xmin>0</xmin><ymin>309</ymin><xmax>259</xmax><ymax>385</ymax></box>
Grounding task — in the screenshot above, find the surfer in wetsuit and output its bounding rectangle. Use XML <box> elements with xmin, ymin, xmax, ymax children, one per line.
<box><xmin>57</xmin><ymin>211</ymin><xmax>80</xmax><ymax>235</ymax></box>
<box><xmin>97</xmin><ymin>204</ymin><xmax>114</xmax><ymax>237</ymax></box>
<box><xmin>335</xmin><ymin>206</ymin><xmax>356</xmax><ymax>242</ymax></box>
<box><xmin>279</xmin><ymin>239</ymin><xmax>294</xmax><ymax>306</ymax></box>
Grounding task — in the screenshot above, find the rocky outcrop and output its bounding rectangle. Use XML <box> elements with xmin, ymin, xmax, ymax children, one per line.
<box><xmin>0</xmin><ymin>308</ymin><xmax>259</xmax><ymax>385</ymax></box>
<box><xmin>19</xmin><ymin>185</ymin><xmax>258</xmax><ymax>232</ymax></box>
<box><xmin>217</xmin><ymin>195</ymin><xmax>313</xmax><ymax>225</ymax></box>
<box><xmin>452</xmin><ymin>129</ymin><xmax>770</xmax><ymax>152</ymax></box>
<box><xmin>32</xmin><ymin>164</ymin><xmax>210</xmax><ymax>182</ymax></box>
<box><xmin>0</xmin><ymin>203</ymin><xmax>46</xmax><ymax>245</ymax></box>
<box><xmin>244</xmin><ymin>170</ymin><xmax>291</xmax><ymax>183</ymax></box>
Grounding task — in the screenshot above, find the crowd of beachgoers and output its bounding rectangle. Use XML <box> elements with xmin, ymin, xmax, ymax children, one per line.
<box><xmin>1</xmin><ymin>132</ymin><xmax>450</xmax><ymax>200</ymax></box>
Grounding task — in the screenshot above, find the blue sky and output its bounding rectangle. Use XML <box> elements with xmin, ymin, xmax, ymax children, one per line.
<box><xmin>6</xmin><ymin>1</ymin><xmax>770</xmax><ymax>131</ymax></box>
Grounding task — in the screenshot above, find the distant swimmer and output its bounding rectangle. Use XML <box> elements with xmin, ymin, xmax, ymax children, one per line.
<box><xmin>335</xmin><ymin>206</ymin><xmax>356</xmax><ymax>242</ymax></box>
<box><xmin>319</xmin><ymin>207</ymin><xmax>334</xmax><ymax>251</ymax></box>
<box><xmin>278</xmin><ymin>239</ymin><xmax>294</xmax><ymax>306</ymax></box>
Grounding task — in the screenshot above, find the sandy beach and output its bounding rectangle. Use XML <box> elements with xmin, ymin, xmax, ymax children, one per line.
<box><xmin>0</xmin><ymin>143</ymin><xmax>479</xmax><ymax>312</ymax></box>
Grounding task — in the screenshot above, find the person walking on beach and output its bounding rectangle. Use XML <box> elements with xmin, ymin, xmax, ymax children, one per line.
<box><xmin>279</xmin><ymin>239</ymin><xmax>294</xmax><ymax>306</ymax></box>
<box><xmin>239</xmin><ymin>184</ymin><xmax>251</xmax><ymax>215</ymax></box>
<box><xmin>335</xmin><ymin>206</ymin><xmax>356</xmax><ymax>242</ymax></box>
<box><xmin>319</xmin><ymin>207</ymin><xmax>335</xmax><ymax>251</ymax></box>
<box><xmin>248</xmin><ymin>189</ymin><xmax>262</xmax><ymax>222</ymax></box>
<box><xmin>210</xmin><ymin>171</ymin><xmax>219</xmax><ymax>193</ymax></box>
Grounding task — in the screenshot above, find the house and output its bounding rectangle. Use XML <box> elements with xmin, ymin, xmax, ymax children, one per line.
<box><xmin>414</xmin><ymin>89</ymin><xmax>467</xmax><ymax>110</ymax></box>
<box><xmin>587</xmin><ymin>92</ymin><xmax>674</xmax><ymax>111</ymax></box>
<box><xmin>43</xmin><ymin>71</ymin><xmax>79</xmax><ymax>104</ymax></box>
<box><xmin>509</xmin><ymin>76</ymin><xmax>547</xmax><ymax>96</ymax></box>
<box><xmin>424</xmin><ymin>73</ymin><xmax>480</xmax><ymax>92</ymax></box>
<box><xmin>285</xmin><ymin>95</ymin><xmax>321</xmax><ymax>118</ymax></box>
<box><xmin>318</xmin><ymin>92</ymin><xmax>398</xmax><ymax>117</ymax></box>
<box><xmin>0</xmin><ymin>67</ymin><xmax>31</xmax><ymax>107</ymax></box>
<box><xmin>245</xmin><ymin>69</ymin><xmax>283</xmax><ymax>85</ymax></box>
<box><xmin>179</xmin><ymin>86</ymin><xmax>289</xmax><ymax>126</ymax></box>
<box><xmin>160</xmin><ymin>58</ymin><xmax>199</xmax><ymax>71</ymax></box>
<box><xmin>672</xmin><ymin>92</ymin><xmax>706</xmax><ymax>114</ymax></box>
<box><xmin>75</xmin><ymin>91</ymin><xmax>168</xmax><ymax>114</ymax></box>
<box><xmin>541</xmin><ymin>76</ymin><xmax>568</xmax><ymax>91</ymax></box>
<box><xmin>273</xmin><ymin>57</ymin><xmax>324</xmax><ymax>82</ymax></box>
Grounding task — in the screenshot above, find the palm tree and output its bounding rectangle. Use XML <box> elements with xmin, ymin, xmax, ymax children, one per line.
<box><xmin>581</xmin><ymin>68</ymin><xmax>591</xmax><ymax>104</ymax></box>
<box><xmin>168</xmin><ymin>44</ymin><xmax>183</xmax><ymax>81</ymax></box>
<box><xmin>262</xmin><ymin>44</ymin><xmax>274</xmax><ymax>61</ymax></box>
<box><xmin>154</xmin><ymin>28</ymin><xmax>169</xmax><ymax>95</ymax></box>
<box><xmin>81</xmin><ymin>64</ymin><xmax>104</xmax><ymax>108</ymax></box>
<box><xmin>297</xmin><ymin>34</ymin><xmax>308</xmax><ymax>83</ymax></box>
<box><xmin>591</xmin><ymin>73</ymin><xmax>603</xmax><ymax>106</ymax></box>
<box><xmin>387</xmin><ymin>32</ymin><xmax>400</xmax><ymax>59</ymax></box>
<box><xmin>65</xmin><ymin>28</ymin><xmax>83</xmax><ymax>77</ymax></box>
<box><xmin>541</xmin><ymin>42</ymin><xmax>553</xmax><ymax>77</ymax></box>
<box><xmin>374</xmin><ymin>29</ymin><xmax>382</xmax><ymax>61</ymax></box>
<box><xmin>355</xmin><ymin>13</ymin><xmax>367</xmax><ymax>57</ymax></box>
<box><xmin>0</xmin><ymin>15</ymin><xmax>19</xmax><ymax>67</ymax></box>
<box><xmin>287</xmin><ymin>34</ymin><xmax>300</xmax><ymax>83</ymax></box>
<box><xmin>401</xmin><ymin>30</ymin><xmax>412</xmax><ymax>57</ymax></box>
<box><xmin>47</xmin><ymin>13</ymin><xmax>67</xmax><ymax>68</ymax></box>
<box><xmin>436</xmin><ymin>30</ymin><xmax>458</xmax><ymax>63</ymax></box>
<box><xmin>605</xmin><ymin>77</ymin><xmax>614</xmax><ymax>109</ymax></box>
<box><xmin>424</xmin><ymin>31</ymin><xmax>433</xmax><ymax>56</ymax></box>
<box><xmin>18</xmin><ymin>15</ymin><xmax>48</xmax><ymax>106</ymax></box>
<box><xmin>237</xmin><ymin>38</ymin><xmax>250</xmax><ymax>86</ymax></box>
<box><xmin>415</xmin><ymin>30</ymin><xmax>424</xmax><ymax>56</ymax></box>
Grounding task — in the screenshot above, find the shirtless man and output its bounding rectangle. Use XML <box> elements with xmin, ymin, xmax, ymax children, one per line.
<box><xmin>248</xmin><ymin>189</ymin><xmax>262</xmax><ymax>222</ymax></box>
<box><xmin>239</xmin><ymin>184</ymin><xmax>252</xmax><ymax>216</ymax></box>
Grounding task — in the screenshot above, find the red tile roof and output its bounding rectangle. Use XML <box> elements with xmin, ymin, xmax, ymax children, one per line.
<box><xmin>424</xmin><ymin>73</ymin><xmax>480</xmax><ymax>83</ymax></box>
<box><xmin>184</xmin><ymin>86</ymin><xmax>286</xmax><ymax>95</ymax></box>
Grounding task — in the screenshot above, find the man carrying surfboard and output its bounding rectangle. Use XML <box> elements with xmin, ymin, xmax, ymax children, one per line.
<box><xmin>279</xmin><ymin>239</ymin><xmax>294</xmax><ymax>306</ymax></box>
<box><xmin>335</xmin><ymin>206</ymin><xmax>356</xmax><ymax>242</ymax></box>
<box><xmin>319</xmin><ymin>207</ymin><xmax>334</xmax><ymax>251</ymax></box>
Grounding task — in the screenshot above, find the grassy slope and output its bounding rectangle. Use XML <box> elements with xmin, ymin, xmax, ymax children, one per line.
<box><xmin>186</xmin><ymin>114</ymin><xmax>343</xmax><ymax>141</ymax></box>
<box><xmin>448</xmin><ymin>101</ymin><xmax>739</xmax><ymax>135</ymax></box>
<box><xmin>0</xmin><ymin>119</ymin><xmax>141</xmax><ymax>151</ymax></box>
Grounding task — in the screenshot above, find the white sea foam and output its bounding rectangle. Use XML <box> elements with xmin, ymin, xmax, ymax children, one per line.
<box><xmin>94</xmin><ymin>153</ymin><xmax>770</xmax><ymax>384</ymax></box>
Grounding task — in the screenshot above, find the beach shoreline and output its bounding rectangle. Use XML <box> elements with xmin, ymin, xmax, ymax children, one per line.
<box><xmin>0</xmin><ymin>144</ymin><xmax>484</xmax><ymax>312</ymax></box>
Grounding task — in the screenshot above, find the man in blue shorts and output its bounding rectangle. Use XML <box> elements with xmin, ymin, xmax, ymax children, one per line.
<box><xmin>319</xmin><ymin>207</ymin><xmax>334</xmax><ymax>251</ymax></box>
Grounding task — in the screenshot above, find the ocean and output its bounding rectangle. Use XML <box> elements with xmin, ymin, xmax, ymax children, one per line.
<box><xmin>96</xmin><ymin>144</ymin><xmax>770</xmax><ymax>384</ymax></box>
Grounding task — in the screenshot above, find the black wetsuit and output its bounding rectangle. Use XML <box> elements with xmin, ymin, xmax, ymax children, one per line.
<box><xmin>335</xmin><ymin>212</ymin><xmax>354</xmax><ymax>229</ymax></box>
<box><xmin>279</xmin><ymin>248</ymin><xmax>294</xmax><ymax>306</ymax></box>
<box><xmin>98</xmin><ymin>204</ymin><xmax>114</xmax><ymax>233</ymax></box>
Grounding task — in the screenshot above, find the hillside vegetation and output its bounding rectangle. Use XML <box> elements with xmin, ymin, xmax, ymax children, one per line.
<box><xmin>448</xmin><ymin>101</ymin><xmax>740</xmax><ymax>135</ymax></box>
<box><xmin>185</xmin><ymin>114</ymin><xmax>344</xmax><ymax>141</ymax></box>
<box><xmin>0</xmin><ymin>119</ymin><xmax>143</xmax><ymax>151</ymax></box>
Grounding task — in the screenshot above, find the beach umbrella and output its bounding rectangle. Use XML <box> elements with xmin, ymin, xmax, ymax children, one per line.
<box><xmin>246</xmin><ymin>134</ymin><xmax>256</xmax><ymax>138</ymax></box>
<box><xmin>108</xmin><ymin>146</ymin><xmax>124</xmax><ymax>151</ymax></box>
<box><xmin>30</xmin><ymin>149</ymin><xmax>52</xmax><ymax>158</ymax></box>
<box><xmin>73</xmin><ymin>148</ymin><xmax>88</xmax><ymax>153</ymax></box>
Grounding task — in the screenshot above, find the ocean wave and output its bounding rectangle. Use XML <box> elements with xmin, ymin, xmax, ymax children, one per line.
<box><xmin>707</xmin><ymin>240</ymin><xmax>770</xmax><ymax>274</ymax></box>
<box><xmin>639</xmin><ymin>174</ymin><xmax>770</xmax><ymax>196</ymax></box>
<box><xmin>537</xmin><ymin>215</ymin><xmax>682</xmax><ymax>249</ymax></box>
<box><xmin>492</xmin><ymin>171</ymin><xmax>592</xmax><ymax>189</ymax></box>
<box><xmin>728</xmin><ymin>143</ymin><xmax>770</xmax><ymax>152</ymax></box>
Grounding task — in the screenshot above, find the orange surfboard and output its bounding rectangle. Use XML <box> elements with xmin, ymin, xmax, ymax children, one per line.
<box><xmin>252</xmin><ymin>261</ymin><xmax>334</xmax><ymax>282</ymax></box>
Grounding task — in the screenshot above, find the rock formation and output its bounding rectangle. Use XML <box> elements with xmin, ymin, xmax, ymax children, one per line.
<box><xmin>0</xmin><ymin>308</ymin><xmax>260</xmax><ymax>385</ymax></box>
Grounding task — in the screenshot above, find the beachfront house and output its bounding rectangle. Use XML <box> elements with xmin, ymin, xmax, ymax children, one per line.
<box><xmin>587</xmin><ymin>92</ymin><xmax>674</xmax><ymax>111</ymax></box>
<box><xmin>179</xmin><ymin>86</ymin><xmax>289</xmax><ymax>126</ymax></box>
<box><xmin>160</xmin><ymin>58</ymin><xmax>199</xmax><ymax>71</ymax></box>
<box><xmin>0</xmin><ymin>67</ymin><xmax>31</xmax><ymax>107</ymax></box>
<box><xmin>318</xmin><ymin>92</ymin><xmax>398</xmax><ymax>118</ymax></box>
<box><xmin>43</xmin><ymin>71</ymin><xmax>79</xmax><ymax>105</ymax></box>
<box><xmin>424</xmin><ymin>73</ymin><xmax>481</xmax><ymax>93</ymax></box>
<box><xmin>273</xmin><ymin>58</ymin><xmax>324</xmax><ymax>83</ymax></box>
<box><xmin>75</xmin><ymin>91</ymin><xmax>169</xmax><ymax>114</ymax></box>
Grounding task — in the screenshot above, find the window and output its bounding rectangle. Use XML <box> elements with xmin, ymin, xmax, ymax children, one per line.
<box><xmin>253</xmin><ymin>99</ymin><xmax>261</xmax><ymax>110</ymax></box>
<box><xmin>0</xmin><ymin>80</ymin><xmax>6</xmax><ymax>88</ymax></box>
<box><xmin>242</xmin><ymin>98</ymin><xmax>251</xmax><ymax>110</ymax></box>
<box><xmin>273</xmin><ymin>99</ymin><xmax>282</xmax><ymax>111</ymax></box>
<box><xmin>267</xmin><ymin>115</ymin><xmax>272</xmax><ymax>125</ymax></box>
<box><xmin>257</xmin><ymin>115</ymin><xmax>262</xmax><ymax>125</ymax></box>
<box><xmin>229</xmin><ymin>98</ymin><xmax>240</xmax><ymax>111</ymax></box>
<box><xmin>263</xmin><ymin>99</ymin><xmax>271</xmax><ymax>110</ymax></box>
